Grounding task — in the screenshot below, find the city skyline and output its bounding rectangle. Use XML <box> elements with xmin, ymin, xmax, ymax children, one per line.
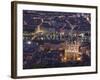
<box><xmin>23</xmin><ymin>10</ymin><xmax>91</xmax><ymax>69</ymax></box>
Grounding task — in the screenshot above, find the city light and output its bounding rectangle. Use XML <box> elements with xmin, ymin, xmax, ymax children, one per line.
<box><xmin>27</xmin><ymin>41</ymin><xmax>32</xmax><ymax>45</ymax></box>
<box><xmin>23</xmin><ymin>10</ymin><xmax>91</xmax><ymax>69</ymax></box>
<box><xmin>77</xmin><ymin>57</ymin><xmax>81</xmax><ymax>61</ymax></box>
<box><xmin>35</xmin><ymin>25</ymin><xmax>44</xmax><ymax>33</ymax></box>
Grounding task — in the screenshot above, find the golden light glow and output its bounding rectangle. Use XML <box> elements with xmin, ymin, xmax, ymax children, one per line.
<box><xmin>63</xmin><ymin>57</ymin><xmax>67</xmax><ymax>62</ymax></box>
<box><xmin>60</xmin><ymin>42</ymin><xmax>82</xmax><ymax>63</ymax></box>
<box><xmin>35</xmin><ymin>25</ymin><xmax>44</xmax><ymax>33</ymax></box>
<box><xmin>61</xmin><ymin>56</ymin><xmax>67</xmax><ymax>63</ymax></box>
<box><xmin>77</xmin><ymin>57</ymin><xmax>81</xmax><ymax>61</ymax></box>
